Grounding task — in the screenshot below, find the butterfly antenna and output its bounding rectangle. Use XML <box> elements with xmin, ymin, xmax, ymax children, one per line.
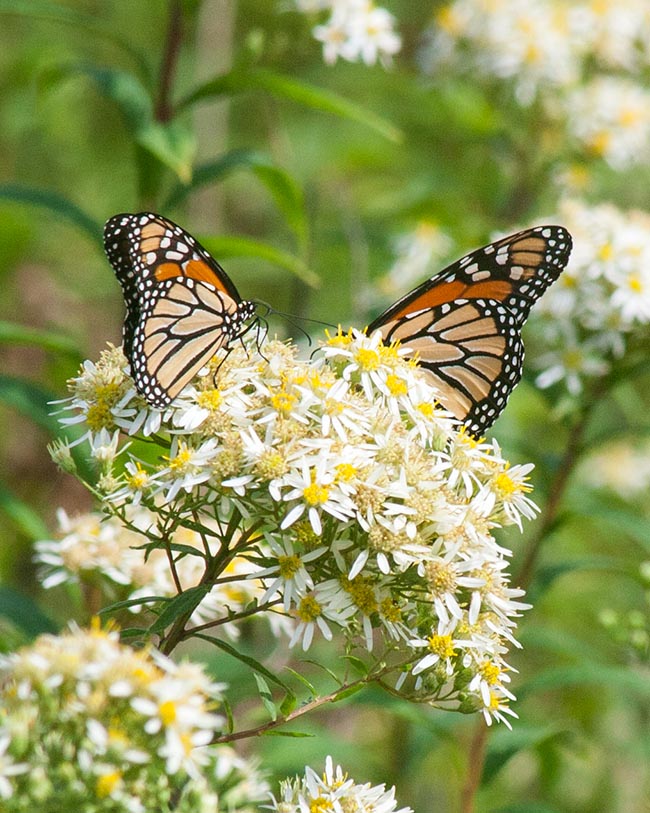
<box><xmin>252</xmin><ymin>300</ymin><xmax>337</xmax><ymax>346</ymax></box>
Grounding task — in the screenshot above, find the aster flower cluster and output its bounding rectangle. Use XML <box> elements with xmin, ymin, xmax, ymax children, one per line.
<box><xmin>57</xmin><ymin>329</ymin><xmax>537</xmax><ymax>725</ymax></box>
<box><xmin>293</xmin><ymin>0</ymin><xmax>401</xmax><ymax>67</ymax></box>
<box><xmin>34</xmin><ymin>506</ymin><xmax>285</xmax><ymax>638</ymax></box>
<box><xmin>424</xmin><ymin>0</ymin><xmax>650</xmax><ymax>167</ymax></box>
<box><xmin>268</xmin><ymin>755</ymin><xmax>412</xmax><ymax>813</ymax></box>
<box><xmin>530</xmin><ymin>199</ymin><xmax>650</xmax><ymax>396</ymax></box>
<box><xmin>0</xmin><ymin>625</ymin><xmax>269</xmax><ymax>811</ymax></box>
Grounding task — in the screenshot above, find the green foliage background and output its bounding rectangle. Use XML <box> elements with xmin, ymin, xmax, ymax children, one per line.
<box><xmin>1</xmin><ymin>1</ymin><xmax>650</xmax><ymax>811</ymax></box>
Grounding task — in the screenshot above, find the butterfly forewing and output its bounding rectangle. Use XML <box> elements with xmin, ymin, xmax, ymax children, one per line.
<box><xmin>104</xmin><ymin>212</ymin><xmax>255</xmax><ymax>408</ymax></box>
<box><xmin>368</xmin><ymin>225</ymin><xmax>572</xmax><ymax>434</ymax></box>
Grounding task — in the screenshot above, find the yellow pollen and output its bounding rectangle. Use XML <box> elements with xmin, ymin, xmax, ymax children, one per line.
<box><xmin>297</xmin><ymin>594</ymin><xmax>322</xmax><ymax>622</ymax></box>
<box><xmin>488</xmin><ymin>690</ymin><xmax>503</xmax><ymax>711</ymax></box>
<box><xmin>168</xmin><ymin>446</ymin><xmax>192</xmax><ymax>471</ymax></box>
<box><xmin>159</xmin><ymin>700</ymin><xmax>177</xmax><ymax>726</ymax></box>
<box><xmin>386</xmin><ymin>373</ymin><xmax>408</xmax><ymax>396</ymax></box>
<box><xmin>598</xmin><ymin>242</ymin><xmax>613</xmax><ymax>261</ymax></box>
<box><xmin>126</xmin><ymin>463</ymin><xmax>149</xmax><ymax>490</ymax></box>
<box><xmin>480</xmin><ymin>661</ymin><xmax>501</xmax><ymax>685</ymax></box>
<box><xmin>380</xmin><ymin>597</ymin><xmax>402</xmax><ymax>623</ymax></box>
<box><xmin>335</xmin><ymin>463</ymin><xmax>357</xmax><ymax>482</ymax></box>
<box><xmin>310</xmin><ymin>797</ymin><xmax>334</xmax><ymax>813</ymax></box>
<box><xmin>303</xmin><ymin>476</ymin><xmax>330</xmax><ymax>505</ymax></box>
<box><xmin>342</xmin><ymin>576</ymin><xmax>377</xmax><ymax>614</ymax></box>
<box><xmin>271</xmin><ymin>390</ymin><xmax>297</xmax><ymax>414</ymax></box>
<box><xmin>492</xmin><ymin>470</ymin><xmax>530</xmax><ymax>497</ymax></box>
<box><xmin>278</xmin><ymin>554</ymin><xmax>301</xmax><ymax>579</ymax></box>
<box><xmin>96</xmin><ymin>771</ymin><xmax>121</xmax><ymax>798</ymax></box>
<box><xmin>356</xmin><ymin>347</ymin><xmax>380</xmax><ymax>371</ymax></box>
<box><xmin>85</xmin><ymin>401</ymin><xmax>115</xmax><ymax>432</ymax></box>
<box><xmin>325</xmin><ymin>326</ymin><xmax>353</xmax><ymax>347</ymax></box>
<box><xmin>590</xmin><ymin>131</ymin><xmax>611</xmax><ymax>156</ymax></box>
<box><xmin>417</xmin><ymin>402</ymin><xmax>435</xmax><ymax>418</ymax></box>
<box><xmin>619</xmin><ymin>106</ymin><xmax>642</xmax><ymax>127</ymax></box>
<box><xmin>428</xmin><ymin>633</ymin><xmax>456</xmax><ymax>659</ymax></box>
<box><xmin>197</xmin><ymin>389</ymin><xmax>223</xmax><ymax>410</ymax></box>
<box><xmin>628</xmin><ymin>274</ymin><xmax>643</xmax><ymax>293</ymax></box>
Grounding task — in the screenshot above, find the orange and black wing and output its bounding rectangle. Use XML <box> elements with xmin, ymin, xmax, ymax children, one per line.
<box><xmin>368</xmin><ymin>226</ymin><xmax>572</xmax><ymax>434</ymax></box>
<box><xmin>103</xmin><ymin>212</ymin><xmax>255</xmax><ymax>408</ymax></box>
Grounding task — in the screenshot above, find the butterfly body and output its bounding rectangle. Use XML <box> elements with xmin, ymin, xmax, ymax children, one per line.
<box><xmin>104</xmin><ymin>212</ymin><xmax>255</xmax><ymax>408</ymax></box>
<box><xmin>368</xmin><ymin>226</ymin><xmax>572</xmax><ymax>435</ymax></box>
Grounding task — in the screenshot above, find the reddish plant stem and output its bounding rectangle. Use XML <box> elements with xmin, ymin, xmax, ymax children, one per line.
<box><xmin>155</xmin><ymin>0</ymin><xmax>183</xmax><ymax>123</ymax></box>
<box><xmin>458</xmin><ymin>394</ymin><xmax>600</xmax><ymax>812</ymax></box>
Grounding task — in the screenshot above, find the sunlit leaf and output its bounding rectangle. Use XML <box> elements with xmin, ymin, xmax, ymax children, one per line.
<box><xmin>136</xmin><ymin>120</ymin><xmax>196</xmax><ymax>185</ymax></box>
<box><xmin>199</xmin><ymin>235</ymin><xmax>319</xmax><ymax>288</ymax></box>
<box><xmin>179</xmin><ymin>68</ymin><xmax>402</xmax><ymax>143</ymax></box>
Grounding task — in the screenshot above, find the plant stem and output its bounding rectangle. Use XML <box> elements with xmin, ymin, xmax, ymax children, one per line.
<box><xmin>459</xmin><ymin>724</ymin><xmax>489</xmax><ymax>813</ymax></box>
<box><xmin>155</xmin><ymin>0</ymin><xmax>183</xmax><ymax>123</ymax></box>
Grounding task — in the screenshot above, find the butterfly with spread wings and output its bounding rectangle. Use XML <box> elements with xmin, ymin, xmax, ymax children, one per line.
<box><xmin>104</xmin><ymin>212</ymin><xmax>256</xmax><ymax>408</ymax></box>
<box><xmin>368</xmin><ymin>225</ymin><xmax>572</xmax><ymax>435</ymax></box>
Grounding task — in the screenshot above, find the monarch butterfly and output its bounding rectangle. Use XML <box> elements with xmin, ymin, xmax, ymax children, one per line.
<box><xmin>368</xmin><ymin>225</ymin><xmax>572</xmax><ymax>435</ymax></box>
<box><xmin>104</xmin><ymin>212</ymin><xmax>256</xmax><ymax>408</ymax></box>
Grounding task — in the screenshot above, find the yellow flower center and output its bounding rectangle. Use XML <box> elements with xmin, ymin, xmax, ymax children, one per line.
<box><xmin>628</xmin><ymin>273</ymin><xmax>643</xmax><ymax>293</ymax></box>
<box><xmin>297</xmin><ymin>595</ymin><xmax>322</xmax><ymax>622</ymax></box>
<box><xmin>126</xmin><ymin>463</ymin><xmax>149</xmax><ymax>490</ymax></box>
<box><xmin>197</xmin><ymin>389</ymin><xmax>223</xmax><ymax>410</ymax></box>
<box><xmin>428</xmin><ymin>634</ymin><xmax>456</xmax><ymax>659</ymax></box>
<box><xmin>278</xmin><ymin>554</ymin><xmax>301</xmax><ymax>579</ymax></box>
<box><xmin>159</xmin><ymin>700</ymin><xmax>177</xmax><ymax>726</ymax></box>
<box><xmin>86</xmin><ymin>401</ymin><xmax>115</xmax><ymax>432</ymax></box>
<box><xmin>356</xmin><ymin>347</ymin><xmax>380</xmax><ymax>371</ymax></box>
<box><xmin>310</xmin><ymin>797</ymin><xmax>334</xmax><ymax>813</ymax></box>
<box><xmin>598</xmin><ymin>242</ymin><xmax>613</xmax><ymax>261</ymax></box>
<box><xmin>303</xmin><ymin>479</ymin><xmax>330</xmax><ymax>506</ymax></box>
<box><xmin>480</xmin><ymin>661</ymin><xmax>501</xmax><ymax>685</ymax></box>
<box><xmin>335</xmin><ymin>463</ymin><xmax>357</xmax><ymax>482</ymax></box>
<box><xmin>168</xmin><ymin>445</ymin><xmax>192</xmax><ymax>472</ymax></box>
<box><xmin>341</xmin><ymin>576</ymin><xmax>377</xmax><ymax>614</ymax></box>
<box><xmin>96</xmin><ymin>771</ymin><xmax>122</xmax><ymax>798</ymax></box>
<box><xmin>271</xmin><ymin>390</ymin><xmax>297</xmax><ymax>414</ymax></box>
<box><xmin>386</xmin><ymin>373</ymin><xmax>408</xmax><ymax>396</ymax></box>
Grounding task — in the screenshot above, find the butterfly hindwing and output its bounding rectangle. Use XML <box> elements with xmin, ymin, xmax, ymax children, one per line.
<box><xmin>368</xmin><ymin>225</ymin><xmax>572</xmax><ymax>434</ymax></box>
<box><xmin>104</xmin><ymin>212</ymin><xmax>255</xmax><ymax>408</ymax></box>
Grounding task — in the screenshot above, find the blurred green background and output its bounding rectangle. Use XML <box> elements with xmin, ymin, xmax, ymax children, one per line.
<box><xmin>2</xmin><ymin>1</ymin><xmax>650</xmax><ymax>811</ymax></box>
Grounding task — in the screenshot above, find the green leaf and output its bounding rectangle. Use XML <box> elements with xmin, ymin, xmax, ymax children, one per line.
<box><xmin>149</xmin><ymin>585</ymin><xmax>210</xmax><ymax>634</ymax></box>
<box><xmin>263</xmin><ymin>730</ymin><xmax>314</xmax><ymax>738</ymax></box>
<box><xmin>199</xmin><ymin>235</ymin><xmax>319</xmax><ymax>288</ymax></box>
<box><xmin>529</xmin><ymin>555</ymin><xmax>627</xmax><ymax>601</ymax></box>
<box><xmin>341</xmin><ymin>655</ymin><xmax>370</xmax><ymax>676</ymax></box>
<box><xmin>197</xmin><ymin>634</ymin><xmax>296</xmax><ymax>697</ymax></box>
<box><xmin>0</xmin><ymin>0</ymin><xmax>151</xmax><ymax>83</ymax></box>
<box><xmin>179</xmin><ymin>68</ymin><xmax>402</xmax><ymax>143</ymax></box>
<box><xmin>483</xmin><ymin>724</ymin><xmax>567</xmax><ymax>784</ymax></box>
<box><xmin>0</xmin><ymin>484</ymin><xmax>49</xmax><ymax>541</ymax></box>
<box><xmin>332</xmin><ymin>684</ymin><xmax>364</xmax><ymax>702</ymax></box>
<box><xmin>0</xmin><ymin>184</ymin><xmax>101</xmax><ymax>244</ymax></box>
<box><xmin>283</xmin><ymin>666</ymin><xmax>317</xmax><ymax>696</ymax></box>
<box><xmin>165</xmin><ymin>149</ymin><xmax>307</xmax><ymax>244</ymax></box>
<box><xmin>75</xmin><ymin>66</ymin><xmax>195</xmax><ymax>184</ymax></box>
<box><xmin>136</xmin><ymin>120</ymin><xmax>196</xmax><ymax>185</ymax></box>
<box><xmin>254</xmin><ymin>673</ymin><xmax>277</xmax><ymax>720</ymax></box>
<box><xmin>99</xmin><ymin>595</ymin><xmax>169</xmax><ymax>615</ymax></box>
<box><xmin>0</xmin><ymin>587</ymin><xmax>57</xmax><ymax>638</ymax></box>
<box><xmin>0</xmin><ymin>321</ymin><xmax>81</xmax><ymax>360</ymax></box>
<box><xmin>279</xmin><ymin>691</ymin><xmax>298</xmax><ymax>716</ymax></box>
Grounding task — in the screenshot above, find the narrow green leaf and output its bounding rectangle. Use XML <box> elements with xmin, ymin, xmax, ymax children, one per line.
<box><xmin>99</xmin><ymin>595</ymin><xmax>169</xmax><ymax>615</ymax></box>
<box><xmin>179</xmin><ymin>68</ymin><xmax>402</xmax><ymax>143</ymax></box>
<box><xmin>0</xmin><ymin>321</ymin><xmax>81</xmax><ymax>360</ymax></box>
<box><xmin>199</xmin><ymin>236</ymin><xmax>319</xmax><ymax>288</ymax></box>
<box><xmin>136</xmin><ymin>120</ymin><xmax>196</xmax><ymax>185</ymax></box>
<box><xmin>283</xmin><ymin>666</ymin><xmax>317</xmax><ymax>696</ymax></box>
<box><xmin>0</xmin><ymin>0</ymin><xmax>151</xmax><ymax>83</ymax></box>
<box><xmin>332</xmin><ymin>684</ymin><xmax>364</xmax><ymax>702</ymax></box>
<box><xmin>341</xmin><ymin>655</ymin><xmax>370</xmax><ymax>676</ymax></box>
<box><xmin>149</xmin><ymin>585</ymin><xmax>210</xmax><ymax>634</ymax></box>
<box><xmin>0</xmin><ymin>184</ymin><xmax>101</xmax><ymax>244</ymax></box>
<box><xmin>529</xmin><ymin>555</ymin><xmax>627</xmax><ymax>601</ymax></box>
<box><xmin>0</xmin><ymin>484</ymin><xmax>49</xmax><ymax>541</ymax></box>
<box><xmin>0</xmin><ymin>587</ymin><xmax>57</xmax><ymax>638</ymax></box>
<box><xmin>279</xmin><ymin>691</ymin><xmax>298</xmax><ymax>716</ymax></box>
<box><xmin>165</xmin><ymin>149</ymin><xmax>307</xmax><ymax>244</ymax></box>
<box><xmin>254</xmin><ymin>673</ymin><xmax>278</xmax><ymax>720</ymax></box>
<box><xmin>76</xmin><ymin>65</ymin><xmax>152</xmax><ymax>130</ymax></box>
<box><xmin>197</xmin><ymin>634</ymin><xmax>296</xmax><ymax>695</ymax></box>
<box><xmin>119</xmin><ymin>627</ymin><xmax>150</xmax><ymax>640</ymax></box>
<box><xmin>263</xmin><ymin>730</ymin><xmax>315</xmax><ymax>738</ymax></box>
